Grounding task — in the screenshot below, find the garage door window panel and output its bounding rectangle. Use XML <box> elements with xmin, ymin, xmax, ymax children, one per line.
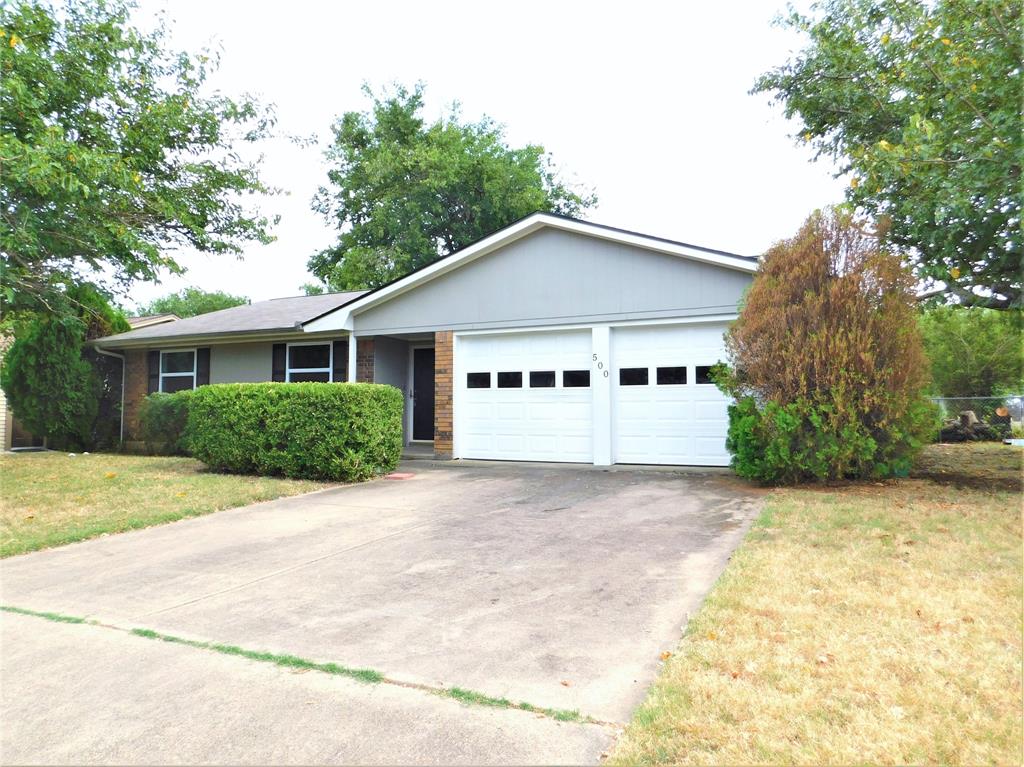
<box><xmin>619</xmin><ymin>367</ymin><xmax>649</xmax><ymax>386</ymax></box>
<box><xmin>288</xmin><ymin>343</ymin><xmax>332</xmax><ymax>382</ymax></box>
<box><xmin>497</xmin><ymin>371</ymin><xmax>523</xmax><ymax>388</ymax></box>
<box><xmin>563</xmin><ymin>370</ymin><xmax>590</xmax><ymax>388</ymax></box>
<box><xmin>529</xmin><ymin>371</ymin><xmax>556</xmax><ymax>388</ymax></box>
<box><xmin>695</xmin><ymin>365</ymin><xmax>715</xmax><ymax>385</ymax></box>
<box><xmin>467</xmin><ymin>372</ymin><xmax>491</xmax><ymax>388</ymax></box>
<box><xmin>656</xmin><ymin>366</ymin><xmax>687</xmax><ymax>385</ymax></box>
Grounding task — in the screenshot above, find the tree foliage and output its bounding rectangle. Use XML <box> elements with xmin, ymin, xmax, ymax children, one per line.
<box><xmin>309</xmin><ymin>84</ymin><xmax>597</xmax><ymax>290</ymax></box>
<box><xmin>919</xmin><ymin>305</ymin><xmax>1022</xmax><ymax>396</ymax></box>
<box><xmin>1</xmin><ymin>284</ymin><xmax>130</xmax><ymax>449</ymax></box>
<box><xmin>754</xmin><ymin>0</ymin><xmax>1021</xmax><ymax>309</ymax></box>
<box><xmin>136</xmin><ymin>287</ymin><xmax>249</xmax><ymax>319</ymax></box>
<box><xmin>716</xmin><ymin>208</ymin><xmax>935</xmax><ymax>483</ymax></box>
<box><xmin>0</xmin><ymin>0</ymin><xmax>276</xmax><ymax>317</ymax></box>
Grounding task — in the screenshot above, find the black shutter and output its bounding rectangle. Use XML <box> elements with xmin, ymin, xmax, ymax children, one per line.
<box><xmin>196</xmin><ymin>348</ymin><xmax>211</xmax><ymax>387</ymax></box>
<box><xmin>332</xmin><ymin>339</ymin><xmax>348</xmax><ymax>382</ymax></box>
<box><xmin>272</xmin><ymin>343</ymin><xmax>286</xmax><ymax>382</ymax></box>
<box><xmin>147</xmin><ymin>350</ymin><xmax>160</xmax><ymax>393</ymax></box>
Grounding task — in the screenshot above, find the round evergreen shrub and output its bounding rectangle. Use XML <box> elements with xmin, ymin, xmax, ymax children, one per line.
<box><xmin>185</xmin><ymin>382</ymin><xmax>404</xmax><ymax>482</ymax></box>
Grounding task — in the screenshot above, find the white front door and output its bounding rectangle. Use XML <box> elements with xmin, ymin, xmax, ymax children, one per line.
<box><xmin>611</xmin><ymin>324</ymin><xmax>731</xmax><ymax>466</ymax></box>
<box><xmin>456</xmin><ymin>330</ymin><xmax>594</xmax><ymax>462</ymax></box>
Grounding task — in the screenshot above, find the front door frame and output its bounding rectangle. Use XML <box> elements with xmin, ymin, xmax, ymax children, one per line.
<box><xmin>407</xmin><ymin>343</ymin><xmax>436</xmax><ymax>443</ymax></box>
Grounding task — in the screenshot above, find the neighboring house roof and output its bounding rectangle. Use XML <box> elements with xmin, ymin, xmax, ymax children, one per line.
<box><xmin>127</xmin><ymin>313</ymin><xmax>180</xmax><ymax>329</ymax></box>
<box><xmin>96</xmin><ymin>292</ymin><xmax>366</xmax><ymax>346</ymax></box>
<box><xmin>302</xmin><ymin>211</ymin><xmax>759</xmax><ymax>333</ymax></box>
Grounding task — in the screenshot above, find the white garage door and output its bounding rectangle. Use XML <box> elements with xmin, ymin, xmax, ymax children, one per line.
<box><xmin>612</xmin><ymin>324</ymin><xmax>731</xmax><ymax>466</ymax></box>
<box><xmin>457</xmin><ymin>330</ymin><xmax>593</xmax><ymax>462</ymax></box>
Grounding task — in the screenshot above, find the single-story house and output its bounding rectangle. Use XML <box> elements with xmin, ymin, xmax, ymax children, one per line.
<box><xmin>94</xmin><ymin>213</ymin><xmax>758</xmax><ymax>466</ymax></box>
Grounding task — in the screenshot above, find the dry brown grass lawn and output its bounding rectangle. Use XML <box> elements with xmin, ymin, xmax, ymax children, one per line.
<box><xmin>0</xmin><ymin>451</ymin><xmax>329</xmax><ymax>557</ymax></box>
<box><xmin>610</xmin><ymin>443</ymin><xmax>1023</xmax><ymax>765</ymax></box>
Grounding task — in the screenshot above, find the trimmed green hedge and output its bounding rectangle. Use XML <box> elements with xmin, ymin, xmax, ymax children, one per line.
<box><xmin>138</xmin><ymin>391</ymin><xmax>193</xmax><ymax>455</ymax></box>
<box><xmin>185</xmin><ymin>383</ymin><xmax>403</xmax><ymax>481</ymax></box>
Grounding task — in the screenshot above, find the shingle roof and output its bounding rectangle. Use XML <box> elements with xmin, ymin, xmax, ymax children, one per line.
<box><xmin>97</xmin><ymin>292</ymin><xmax>366</xmax><ymax>345</ymax></box>
<box><xmin>535</xmin><ymin>211</ymin><xmax>760</xmax><ymax>262</ymax></box>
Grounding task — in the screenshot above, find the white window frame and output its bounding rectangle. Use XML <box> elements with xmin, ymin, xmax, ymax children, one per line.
<box><xmin>159</xmin><ymin>349</ymin><xmax>197</xmax><ymax>392</ymax></box>
<box><xmin>286</xmin><ymin>341</ymin><xmax>333</xmax><ymax>382</ymax></box>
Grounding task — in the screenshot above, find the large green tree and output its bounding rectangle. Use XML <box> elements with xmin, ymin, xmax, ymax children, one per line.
<box><xmin>0</xmin><ymin>0</ymin><xmax>276</xmax><ymax>318</ymax></box>
<box><xmin>136</xmin><ymin>287</ymin><xmax>249</xmax><ymax>319</ymax></box>
<box><xmin>919</xmin><ymin>305</ymin><xmax>1022</xmax><ymax>396</ymax></box>
<box><xmin>754</xmin><ymin>0</ymin><xmax>1021</xmax><ymax>309</ymax></box>
<box><xmin>309</xmin><ymin>84</ymin><xmax>597</xmax><ymax>290</ymax></box>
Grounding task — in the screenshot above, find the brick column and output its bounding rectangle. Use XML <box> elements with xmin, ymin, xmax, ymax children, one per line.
<box><xmin>434</xmin><ymin>331</ymin><xmax>453</xmax><ymax>459</ymax></box>
<box><xmin>356</xmin><ymin>338</ymin><xmax>375</xmax><ymax>383</ymax></box>
<box><xmin>123</xmin><ymin>349</ymin><xmax>149</xmax><ymax>442</ymax></box>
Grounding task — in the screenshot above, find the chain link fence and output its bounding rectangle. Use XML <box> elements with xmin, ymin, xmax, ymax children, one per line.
<box><xmin>931</xmin><ymin>395</ymin><xmax>1023</xmax><ymax>443</ymax></box>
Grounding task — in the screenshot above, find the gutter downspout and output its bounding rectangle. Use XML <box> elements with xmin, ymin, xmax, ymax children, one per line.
<box><xmin>94</xmin><ymin>347</ymin><xmax>126</xmax><ymax>445</ymax></box>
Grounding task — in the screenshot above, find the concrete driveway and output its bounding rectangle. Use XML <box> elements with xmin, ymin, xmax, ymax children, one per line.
<box><xmin>0</xmin><ymin>461</ymin><xmax>761</xmax><ymax>765</ymax></box>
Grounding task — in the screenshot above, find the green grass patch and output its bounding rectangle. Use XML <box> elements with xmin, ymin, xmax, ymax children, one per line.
<box><xmin>439</xmin><ymin>686</ymin><xmax>585</xmax><ymax>722</ymax></box>
<box><xmin>443</xmin><ymin>686</ymin><xmax>513</xmax><ymax>708</ymax></box>
<box><xmin>128</xmin><ymin>627</ymin><xmax>384</xmax><ymax>683</ymax></box>
<box><xmin>0</xmin><ymin>604</ymin><xmax>87</xmax><ymax>624</ymax></box>
<box><xmin>0</xmin><ymin>452</ymin><xmax>330</xmax><ymax>557</ymax></box>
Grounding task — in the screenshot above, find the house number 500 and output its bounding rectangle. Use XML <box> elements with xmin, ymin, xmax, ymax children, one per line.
<box><xmin>592</xmin><ymin>354</ymin><xmax>610</xmax><ymax>377</ymax></box>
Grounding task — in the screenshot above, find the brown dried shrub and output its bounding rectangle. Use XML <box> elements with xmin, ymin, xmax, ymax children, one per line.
<box><xmin>718</xmin><ymin>209</ymin><xmax>936</xmax><ymax>482</ymax></box>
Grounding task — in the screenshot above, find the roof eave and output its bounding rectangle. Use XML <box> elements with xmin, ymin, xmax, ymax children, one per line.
<box><xmin>91</xmin><ymin>326</ymin><xmax>351</xmax><ymax>349</ymax></box>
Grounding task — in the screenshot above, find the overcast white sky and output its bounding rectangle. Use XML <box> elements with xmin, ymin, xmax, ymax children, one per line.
<box><xmin>125</xmin><ymin>0</ymin><xmax>846</xmax><ymax>309</ymax></box>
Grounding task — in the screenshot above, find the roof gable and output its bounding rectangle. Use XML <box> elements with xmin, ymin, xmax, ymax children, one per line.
<box><xmin>303</xmin><ymin>213</ymin><xmax>758</xmax><ymax>333</ymax></box>
<box><xmin>340</xmin><ymin>226</ymin><xmax>753</xmax><ymax>335</ymax></box>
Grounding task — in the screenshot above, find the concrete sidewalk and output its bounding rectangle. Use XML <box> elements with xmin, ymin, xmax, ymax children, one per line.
<box><xmin>1</xmin><ymin>612</ymin><xmax>609</xmax><ymax>765</ymax></box>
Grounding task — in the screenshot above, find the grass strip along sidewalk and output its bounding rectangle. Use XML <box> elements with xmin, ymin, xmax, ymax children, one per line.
<box><xmin>0</xmin><ymin>605</ymin><xmax>594</xmax><ymax>725</ymax></box>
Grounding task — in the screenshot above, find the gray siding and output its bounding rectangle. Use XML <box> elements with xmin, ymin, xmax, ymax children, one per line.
<box><xmin>210</xmin><ymin>342</ymin><xmax>274</xmax><ymax>384</ymax></box>
<box><xmin>372</xmin><ymin>337</ymin><xmax>409</xmax><ymax>393</ymax></box>
<box><xmin>353</xmin><ymin>229</ymin><xmax>753</xmax><ymax>335</ymax></box>
<box><xmin>372</xmin><ymin>336</ymin><xmax>411</xmax><ymax>443</ymax></box>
